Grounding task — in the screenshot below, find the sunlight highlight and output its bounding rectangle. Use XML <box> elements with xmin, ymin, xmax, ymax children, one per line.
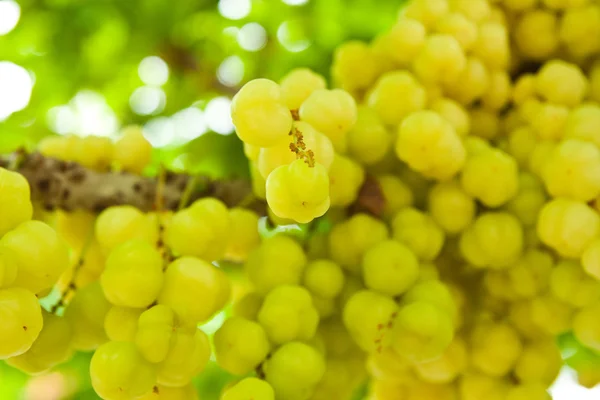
<box><xmin>0</xmin><ymin>62</ymin><xmax>33</xmax><ymax>120</ymax></box>
<box><xmin>46</xmin><ymin>90</ymin><xmax>119</xmax><ymax>137</ymax></box>
<box><xmin>238</xmin><ymin>22</ymin><xmax>267</xmax><ymax>52</ymax></box>
<box><xmin>217</xmin><ymin>56</ymin><xmax>245</xmax><ymax>87</ymax></box>
<box><xmin>205</xmin><ymin>96</ymin><xmax>234</xmax><ymax>135</ymax></box>
<box><xmin>138</xmin><ymin>56</ymin><xmax>169</xmax><ymax>86</ymax></box>
<box><xmin>129</xmin><ymin>86</ymin><xmax>166</xmax><ymax>115</ymax></box>
<box><xmin>0</xmin><ymin>0</ymin><xmax>20</xmax><ymax>36</ymax></box>
<box><xmin>551</xmin><ymin>368</ymin><xmax>600</xmax><ymax>400</ymax></box>
<box><xmin>218</xmin><ymin>0</ymin><xmax>251</xmax><ymax>20</ymax></box>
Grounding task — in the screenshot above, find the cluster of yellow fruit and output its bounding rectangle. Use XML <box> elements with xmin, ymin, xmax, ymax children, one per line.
<box><xmin>38</xmin><ymin>125</ymin><xmax>152</xmax><ymax>173</ymax></box>
<box><xmin>5</xmin><ymin>0</ymin><xmax>600</xmax><ymax>399</ymax></box>
<box><xmin>226</xmin><ymin>0</ymin><xmax>600</xmax><ymax>399</ymax></box>
<box><xmin>1</xmin><ymin>167</ymin><xmax>265</xmax><ymax>398</ymax></box>
<box><xmin>0</xmin><ymin>167</ymin><xmax>71</xmax><ymax>374</ymax></box>
<box><xmin>233</xmin><ymin>74</ymin><xmax>362</xmax><ymax>223</ymax></box>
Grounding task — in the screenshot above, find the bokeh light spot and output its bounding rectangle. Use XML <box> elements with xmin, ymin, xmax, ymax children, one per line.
<box><xmin>172</xmin><ymin>107</ymin><xmax>208</xmax><ymax>143</ymax></box>
<box><xmin>46</xmin><ymin>106</ymin><xmax>76</xmax><ymax>135</ymax></box>
<box><xmin>138</xmin><ymin>56</ymin><xmax>169</xmax><ymax>86</ymax></box>
<box><xmin>0</xmin><ymin>0</ymin><xmax>20</xmax><ymax>36</ymax></box>
<box><xmin>143</xmin><ymin>117</ymin><xmax>175</xmax><ymax>148</ymax></box>
<box><xmin>218</xmin><ymin>0</ymin><xmax>251</xmax><ymax>20</ymax></box>
<box><xmin>238</xmin><ymin>22</ymin><xmax>267</xmax><ymax>51</ymax></box>
<box><xmin>283</xmin><ymin>0</ymin><xmax>309</xmax><ymax>5</ymax></box>
<box><xmin>551</xmin><ymin>367</ymin><xmax>600</xmax><ymax>400</ymax></box>
<box><xmin>0</xmin><ymin>62</ymin><xmax>32</xmax><ymax>120</ymax></box>
<box><xmin>277</xmin><ymin>20</ymin><xmax>310</xmax><ymax>52</ymax></box>
<box><xmin>47</xmin><ymin>90</ymin><xmax>118</xmax><ymax>137</ymax></box>
<box><xmin>217</xmin><ymin>56</ymin><xmax>245</xmax><ymax>87</ymax></box>
<box><xmin>129</xmin><ymin>86</ymin><xmax>166</xmax><ymax>116</ymax></box>
<box><xmin>205</xmin><ymin>96</ymin><xmax>234</xmax><ymax>135</ymax></box>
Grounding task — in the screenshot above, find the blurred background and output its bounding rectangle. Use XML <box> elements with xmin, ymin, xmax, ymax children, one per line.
<box><xmin>0</xmin><ymin>0</ymin><xmax>401</xmax><ymax>178</ymax></box>
<box><xmin>1</xmin><ymin>0</ymin><xmax>600</xmax><ymax>399</ymax></box>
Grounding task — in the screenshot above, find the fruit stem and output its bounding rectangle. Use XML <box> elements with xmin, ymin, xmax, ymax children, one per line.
<box><xmin>50</xmin><ymin>224</ymin><xmax>96</xmax><ymax>313</ymax></box>
<box><xmin>289</xmin><ymin>126</ymin><xmax>315</xmax><ymax>168</ymax></box>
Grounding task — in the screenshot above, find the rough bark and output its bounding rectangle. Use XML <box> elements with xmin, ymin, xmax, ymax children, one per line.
<box><xmin>0</xmin><ymin>152</ymin><xmax>384</xmax><ymax>218</ymax></box>
<box><xmin>0</xmin><ymin>152</ymin><xmax>256</xmax><ymax>213</ymax></box>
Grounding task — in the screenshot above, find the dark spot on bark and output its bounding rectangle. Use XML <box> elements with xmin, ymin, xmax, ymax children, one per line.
<box><xmin>67</xmin><ymin>169</ymin><xmax>86</xmax><ymax>184</ymax></box>
<box><xmin>37</xmin><ymin>178</ymin><xmax>50</xmax><ymax>192</ymax></box>
<box><xmin>133</xmin><ymin>182</ymin><xmax>142</xmax><ymax>193</ymax></box>
<box><xmin>68</xmin><ymin>170</ymin><xmax>86</xmax><ymax>184</ymax></box>
<box><xmin>114</xmin><ymin>191</ymin><xmax>125</xmax><ymax>203</ymax></box>
<box><xmin>61</xmin><ymin>188</ymin><xmax>71</xmax><ymax>201</ymax></box>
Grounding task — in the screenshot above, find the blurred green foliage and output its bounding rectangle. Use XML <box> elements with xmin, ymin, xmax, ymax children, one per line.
<box><xmin>0</xmin><ymin>0</ymin><xmax>403</xmax><ymax>151</ymax></box>
<box><xmin>0</xmin><ymin>0</ymin><xmax>405</xmax><ymax>398</ymax></box>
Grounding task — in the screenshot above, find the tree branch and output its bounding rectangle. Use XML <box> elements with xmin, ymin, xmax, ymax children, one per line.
<box><xmin>0</xmin><ymin>152</ymin><xmax>258</xmax><ymax>213</ymax></box>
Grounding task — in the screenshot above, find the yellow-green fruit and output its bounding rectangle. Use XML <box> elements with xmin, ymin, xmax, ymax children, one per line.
<box><xmin>1</xmin><ymin>220</ymin><xmax>69</xmax><ymax>294</ymax></box>
<box><xmin>470</xmin><ymin>322</ymin><xmax>523</xmax><ymax>377</ymax></box>
<box><xmin>114</xmin><ymin>126</ymin><xmax>153</xmax><ymax>173</ymax></box>
<box><xmin>303</xmin><ymin>259</ymin><xmax>345</xmax><ymax>299</ymax></box>
<box><xmin>138</xmin><ymin>384</ymin><xmax>199</xmax><ymax>400</ymax></box>
<box><xmin>391</xmin><ymin>207</ymin><xmax>445</xmax><ymax>262</ymax></box>
<box><xmin>329</xmin><ymin>213</ymin><xmax>389</xmax><ymax>273</ymax></box>
<box><xmin>165</xmin><ymin>198</ymin><xmax>230</xmax><ymax>261</ymax></box>
<box><xmin>232</xmin><ymin>79</ymin><xmax>293</xmax><ymax>148</ymax></box>
<box><xmin>0</xmin><ymin>288</ymin><xmax>43</xmax><ymax>359</ymax></box>
<box><xmin>279</xmin><ymin>68</ymin><xmax>326</xmax><ymax>110</ymax></box>
<box><xmin>395</xmin><ymin>110</ymin><xmax>465</xmax><ymax>181</ymax></box>
<box><xmin>460</xmin><ymin>148</ymin><xmax>519</xmax><ymax>207</ymax></box>
<box><xmin>214</xmin><ymin>316</ymin><xmax>271</xmax><ymax>375</ymax></box>
<box><xmin>158</xmin><ymin>257</ymin><xmax>224</xmax><ymax>324</ymax></box>
<box><xmin>0</xmin><ymin>168</ymin><xmax>33</xmax><ymax>237</ymax></box>
<box><xmin>459</xmin><ymin>212</ymin><xmax>523</xmax><ymax>269</ymax></box>
<box><xmin>573</xmin><ymin>301</ymin><xmax>600</xmax><ymax>353</ymax></box>
<box><xmin>101</xmin><ymin>240</ymin><xmax>164</xmax><ymax>308</ymax></box>
<box><xmin>537</xmin><ymin>198</ymin><xmax>600</xmax><ymax>258</ymax></box>
<box><xmin>156</xmin><ymin>328</ymin><xmax>211</xmax><ymax>387</ymax></box>
<box><xmin>104</xmin><ymin>306</ymin><xmax>144</xmax><ymax>342</ymax></box>
<box><xmin>391</xmin><ymin>301</ymin><xmax>454</xmax><ymax>363</ymax></box>
<box><xmin>367</xmin><ymin>70</ymin><xmax>427</xmax><ymax>126</ymax></box>
<box><xmin>95</xmin><ymin>206</ymin><xmax>158</xmax><ymax>252</ymax></box>
<box><xmin>257</xmin><ymin>285</ymin><xmax>319</xmax><ymax>344</ymax></box>
<box><xmin>535</xmin><ymin>60</ymin><xmax>588</xmax><ymax>107</ymax></box>
<box><xmin>220</xmin><ymin>377</ymin><xmax>275</xmax><ymax>400</ymax></box>
<box><xmin>263</xmin><ymin>342</ymin><xmax>326</xmax><ymax>400</ymax></box>
<box><xmin>245</xmin><ymin>235</ymin><xmax>306</xmax><ymax>295</ymax></box>
<box><xmin>332</xmin><ymin>41</ymin><xmax>379</xmax><ymax>92</ymax></box>
<box><xmin>0</xmin><ymin>247</ymin><xmax>18</xmax><ymax>288</ymax></box>
<box><xmin>135</xmin><ymin>305</ymin><xmax>175</xmax><ymax>364</ymax></box>
<box><xmin>90</xmin><ymin>341</ymin><xmax>157</xmax><ymax>400</ymax></box>
<box><xmin>6</xmin><ymin>310</ymin><xmax>73</xmax><ymax>374</ymax></box>
<box><xmin>542</xmin><ymin>139</ymin><xmax>600</xmax><ymax>202</ymax></box>
<box><xmin>343</xmin><ymin>290</ymin><xmax>398</xmax><ymax>352</ymax></box>
<box><xmin>266</xmin><ymin>160</ymin><xmax>330</xmax><ymax>224</ymax></box>
<box><xmin>64</xmin><ymin>282</ymin><xmax>111</xmax><ymax>352</ymax></box>
<box><xmin>362</xmin><ymin>240</ymin><xmax>419</xmax><ymax>297</ymax></box>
